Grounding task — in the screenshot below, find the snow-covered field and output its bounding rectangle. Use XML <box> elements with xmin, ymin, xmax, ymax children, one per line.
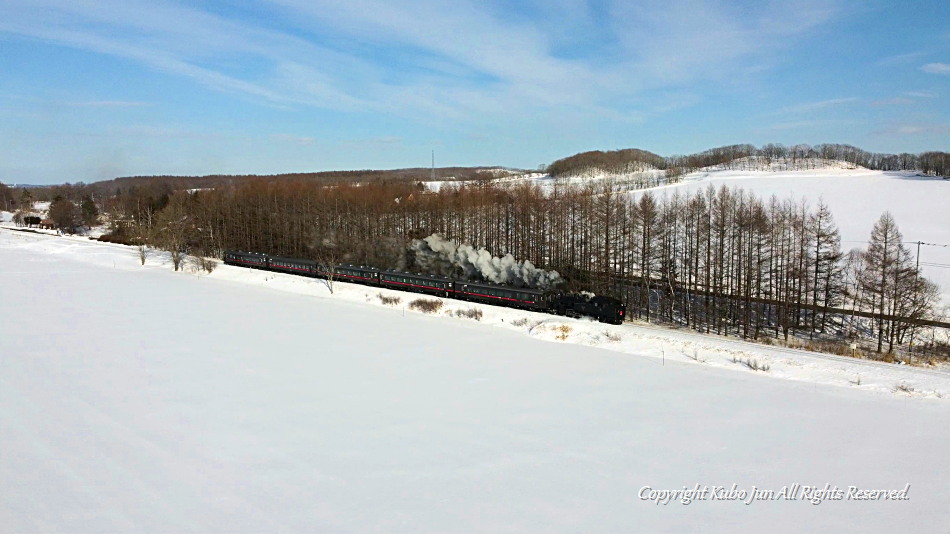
<box><xmin>639</xmin><ymin>168</ymin><xmax>950</xmax><ymax>307</ymax></box>
<box><xmin>449</xmin><ymin>165</ymin><xmax>949</xmax><ymax>307</ymax></box>
<box><xmin>2</xmin><ymin>229</ymin><xmax>949</xmax><ymax>533</ymax></box>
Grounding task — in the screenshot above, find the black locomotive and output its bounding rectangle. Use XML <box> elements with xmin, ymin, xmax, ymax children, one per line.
<box><xmin>223</xmin><ymin>251</ymin><xmax>626</xmax><ymax>324</ymax></box>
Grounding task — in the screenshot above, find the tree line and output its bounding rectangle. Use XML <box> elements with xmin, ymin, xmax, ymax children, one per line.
<box><xmin>548</xmin><ymin>143</ymin><xmax>949</xmax><ymax>180</ymax></box>
<box><xmin>103</xmin><ymin>178</ymin><xmax>941</xmax><ymax>356</ymax></box>
<box><xmin>6</xmin><ymin>142</ymin><xmax>946</xmax><ymax>207</ymax></box>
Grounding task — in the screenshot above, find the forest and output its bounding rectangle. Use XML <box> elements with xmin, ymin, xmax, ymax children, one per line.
<box><xmin>2</xmin><ymin>142</ymin><xmax>946</xmax><ymax>358</ymax></box>
<box><xmin>93</xmin><ymin>176</ymin><xmax>943</xmax><ymax>358</ymax></box>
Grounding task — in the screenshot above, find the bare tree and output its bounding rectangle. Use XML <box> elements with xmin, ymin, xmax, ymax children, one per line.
<box><xmin>308</xmin><ymin>229</ymin><xmax>344</xmax><ymax>294</ymax></box>
<box><xmin>153</xmin><ymin>195</ymin><xmax>193</xmax><ymax>271</ymax></box>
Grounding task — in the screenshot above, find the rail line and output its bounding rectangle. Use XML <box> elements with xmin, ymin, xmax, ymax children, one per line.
<box><xmin>623</xmin><ymin>320</ymin><xmax>950</xmax><ymax>378</ymax></box>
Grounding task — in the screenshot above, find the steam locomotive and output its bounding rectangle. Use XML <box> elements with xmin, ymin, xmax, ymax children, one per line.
<box><xmin>223</xmin><ymin>251</ymin><xmax>626</xmax><ymax>324</ymax></box>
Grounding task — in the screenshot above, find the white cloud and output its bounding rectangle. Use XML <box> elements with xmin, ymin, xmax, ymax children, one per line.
<box><xmin>921</xmin><ymin>63</ymin><xmax>950</xmax><ymax>75</ymax></box>
<box><xmin>766</xmin><ymin>119</ymin><xmax>845</xmax><ymax>131</ymax></box>
<box><xmin>67</xmin><ymin>101</ymin><xmax>153</xmax><ymax>107</ymax></box>
<box><xmin>778</xmin><ymin>97</ymin><xmax>859</xmax><ymax>114</ymax></box>
<box><xmin>894</xmin><ymin>124</ymin><xmax>950</xmax><ymax>135</ymax></box>
<box><xmin>606</xmin><ymin>0</ymin><xmax>839</xmax><ymax>87</ymax></box>
<box><xmin>876</xmin><ymin>51</ymin><xmax>926</xmax><ymax>65</ymax></box>
<box><xmin>869</xmin><ymin>97</ymin><xmax>913</xmax><ymax>107</ymax></box>
<box><xmin>0</xmin><ymin>0</ymin><xmax>844</xmax><ymax>127</ymax></box>
<box><xmin>271</xmin><ymin>134</ymin><xmax>316</xmax><ymax>146</ymax></box>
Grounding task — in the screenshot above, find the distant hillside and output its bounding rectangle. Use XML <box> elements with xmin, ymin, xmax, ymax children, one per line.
<box><xmin>548</xmin><ymin>144</ymin><xmax>948</xmax><ymax>180</ymax></box>
<box><xmin>89</xmin><ymin>167</ymin><xmax>521</xmax><ymax>195</ymax></box>
<box><xmin>547</xmin><ymin>148</ymin><xmax>665</xmax><ymax>177</ymax></box>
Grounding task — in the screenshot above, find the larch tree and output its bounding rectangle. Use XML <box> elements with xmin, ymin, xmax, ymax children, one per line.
<box><xmin>857</xmin><ymin>212</ymin><xmax>914</xmax><ymax>353</ymax></box>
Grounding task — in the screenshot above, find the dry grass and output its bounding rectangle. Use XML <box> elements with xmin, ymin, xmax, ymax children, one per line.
<box><xmin>742</xmin><ymin>358</ymin><xmax>770</xmax><ymax>372</ymax></box>
<box><xmin>556</xmin><ymin>324</ymin><xmax>572</xmax><ymax>341</ymax></box>
<box><xmin>408</xmin><ymin>298</ymin><xmax>444</xmax><ymax>314</ymax></box>
<box><xmin>893</xmin><ymin>382</ymin><xmax>915</xmax><ymax>394</ymax></box>
<box><xmin>377</xmin><ymin>293</ymin><xmax>401</xmax><ymax>306</ymax></box>
<box><xmin>453</xmin><ymin>308</ymin><xmax>483</xmax><ymax>321</ymax></box>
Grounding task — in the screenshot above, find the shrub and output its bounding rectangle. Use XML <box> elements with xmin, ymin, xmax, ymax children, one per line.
<box><xmin>893</xmin><ymin>383</ymin><xmax>915</xmax><ymax>394</ymax></box>
<box><xmin>511</xmin><ymin>317</ymin><xmax>530</xmax><ymax>327</ymax></box>
<box><xmin>453</xmin><ymin>308</ymin><xmax>483</xmax><ymax>321</ymax></box>
<box><xmin>97</xmin><ymin>232</ymin><xmax>136</xmax><ymax>245</ymax></box>
<box><xmin>408</xmin><ymin>298</ymin><xmax>443</xmax><ymax>314</ymax></box>
<box><xmin>200</xmin><ymin>258</ymin><xmax>217</xmax><ymax>273</ymax></box>
<box><xmin>378</xmin><ymin>293</ymin><xmax>401</xmax><ymax>306</ymax></box>
<box><xmin>187</xmin><ymin>255</ymin><xmax>218</xmax><ymax>273</ymax></box>
<box><xmin>556</xmin><ymin>324</ymin><xmax>572</xmax><ymax>340</ymax></box>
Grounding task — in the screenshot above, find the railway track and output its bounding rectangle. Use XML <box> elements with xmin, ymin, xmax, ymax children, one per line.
<box><xmin>623</xmin><ymin>320</ymin><xmax>950</xmax><ymax>378</ymax></box>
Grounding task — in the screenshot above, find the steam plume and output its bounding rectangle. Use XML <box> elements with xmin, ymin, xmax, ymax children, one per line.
<box><xmin>410</xmin><ymin>234</ymin><xmax>561</xmax><ymax>289</ymax></box>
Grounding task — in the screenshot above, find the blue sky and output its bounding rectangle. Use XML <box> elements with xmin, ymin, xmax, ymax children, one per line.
<box><xmin>1</xmin><ymin>0</ymin><xmax>947</xmax><ymax>184</ymax></box>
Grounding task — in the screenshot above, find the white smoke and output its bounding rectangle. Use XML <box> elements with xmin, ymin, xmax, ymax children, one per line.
<box><xmin>410</xmin><ymin>234</ymin><xmax>561</xmax><ymax>289</ymax></box>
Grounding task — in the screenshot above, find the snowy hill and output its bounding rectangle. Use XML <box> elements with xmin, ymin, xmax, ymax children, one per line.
<box><xmin>1</xmin><ymin>228</ymin><xmax>948</xmax><ymax>532</ymax></box>
<box><xmin>426</xmin><ymin>162</ymin><xmax>949</xmax><ymax>308</ymax></box>
<box><xmin>635</xmin><ymin>167</ymin><xmax>950</xmax><ymax>308</ymax></box>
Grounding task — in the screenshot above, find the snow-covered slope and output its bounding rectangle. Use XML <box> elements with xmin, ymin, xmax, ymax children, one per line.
<box><xmin>2</xmin><ymin>229</ymin><xmax>948</xmax><ymax>533</ymax></box>
<box><xmin>426</xmin><ymin>163</ymin><xmax>949</xmax><ymax>308</ymax></box>
<box><xmin>635</xmin><ymin>167</ymin><xmax>950</xmax><ymax>307</ymax></box>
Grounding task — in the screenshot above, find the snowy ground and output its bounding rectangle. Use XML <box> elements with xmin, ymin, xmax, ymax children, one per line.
<box><xmin>2</xmin><ymin>229</ymin><xmax>949</xmax><ymax>533</ymax></box>
<box><xmin>435</xmin><ymin>164</ymin><xmax>950</xmax><ymax>308</ymax></box>
<box><xmin>637</xmin><ymin>167</ymin><xmax>950</xmax><ymax>308</ymax></box>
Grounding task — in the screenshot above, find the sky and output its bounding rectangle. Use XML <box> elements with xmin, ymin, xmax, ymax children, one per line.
<box><xmin>0</xmin><ymin>0</ymin><xmax>948</xmax><ymax>185</ymax></box>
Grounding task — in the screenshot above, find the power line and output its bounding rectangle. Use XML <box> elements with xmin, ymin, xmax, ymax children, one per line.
<box><xmin>905</xmin><ymin>240</ymin><xmax>949</xmax><ymax>271</ymax></box>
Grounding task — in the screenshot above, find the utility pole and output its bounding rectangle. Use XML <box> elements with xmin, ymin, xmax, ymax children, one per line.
<box><xmin>904</xmin><ymin>240</ymin><xmax>948</xmax><ymax>360</ymax></box>
<box><xmin>906</xmin><ymin>240</ymin><xmax>949</xmax><ymax>272</ymax></box>
<box><xmin>431</xmin><ymin>150</ymin><xmax>435</xmax><ymax>181</ymax></box>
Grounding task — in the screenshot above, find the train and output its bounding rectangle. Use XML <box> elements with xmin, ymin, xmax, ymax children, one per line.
<box><xmin>223</xmin><ymin>250</ymin><xmax>626</xmax><ymax>324</ymax></box>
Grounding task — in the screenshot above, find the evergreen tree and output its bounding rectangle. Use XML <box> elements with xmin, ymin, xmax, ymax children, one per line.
<box><xmin>47</xmin><ymin>197</ymin><xmax>81</xmax><ymax>233</ymax></box>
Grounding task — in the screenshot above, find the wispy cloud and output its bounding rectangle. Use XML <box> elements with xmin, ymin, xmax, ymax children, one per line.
<box><xmin>778</xmin><ymin>97</ymin><xmax>859</xmax><ymax>114</ymax></box>
<box><xmin>895</xmin><ymin>124</ymin><xmax>950</xmax><ymax>135</ymax></box>
<box><xmin>765</xmin><ymin>119</ymin><xmax>846</xmax><ymax>131</ymax></box>
<box><xmin>341</xmin><ymin>136</ymin><xmax>404</xmax><ymax>147</ymax></box>
<box><xmin>869</xmin><ymin>97</ymin><xmax>914</xmax><ymax>107</ymax></box>
<box><xmin>874</xmin><ymin>123</ymin><xmax>950</xmax><ymax>136</ymax></box>
<box><xmin>68</xmin><ymin>100</ymin><xmax>153</xmax><ymax>107</ymax></box>
<box><xmin>921</xmin><ymin>63</ymin><xmax>950</xmax><ymax>75</ymax></box>
<box><xmin>0</xmin><ymin>0</ymin><xmax>845</xmax><ymax>125</ymax></box>
<box><xmin>876</xmin><ymin>51</ymin><xmax>926</xmax><ymax>65</ymax></box>
<box><xmin>271</xmin><ymin>134</ymin><xmax>316</xmax><ymax>146</ymax></box>
<box><xmin>606</xmin><ymin>0</ymin><xmax>839</xmax><ymax>87</ymax></box>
